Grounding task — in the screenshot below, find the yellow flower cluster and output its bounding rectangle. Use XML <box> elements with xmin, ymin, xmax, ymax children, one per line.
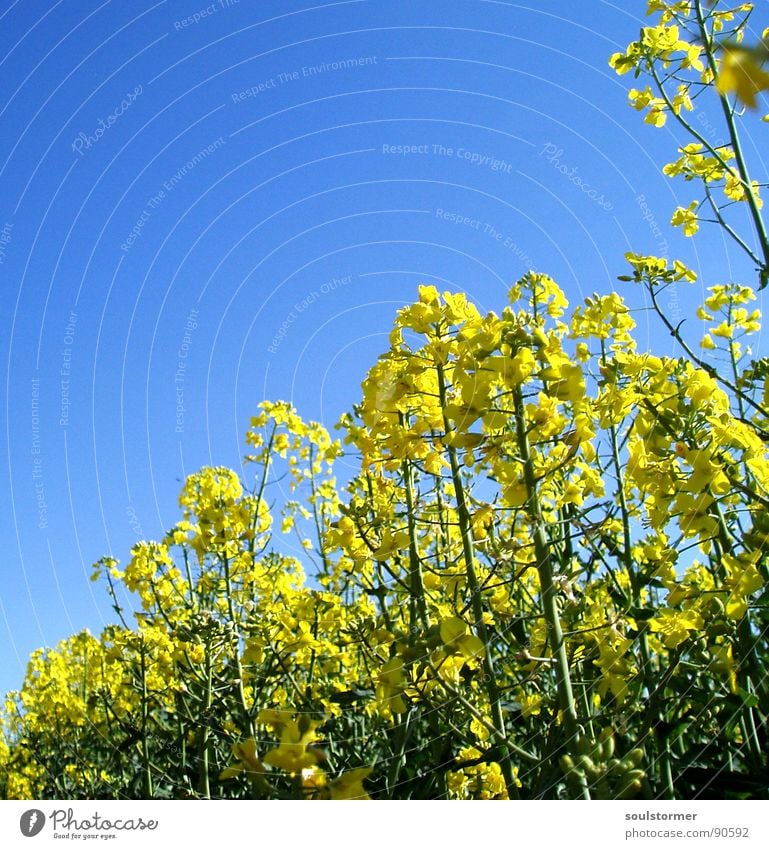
<box><xmin>2</xmin><ymin>267</ymin><xmax>767</xmax><ymax>800</ymax></box>
<box><xmin>610</xmin><ymin>1</ymin><xmax>769</xmax><ymax>296</ymax></box>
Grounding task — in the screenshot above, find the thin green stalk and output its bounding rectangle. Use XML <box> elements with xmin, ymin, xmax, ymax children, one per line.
<box><xmin>401</xmin><ymin>456</ymin><xmax>429</xmax><ymax>633</ymax></box>
<box><xmin>512</xmin><ymin>385</ymin><xmax>590</xmax><ymax>799</ymax></box>
<box><xmin>386</xmin><ymin>709</ymin><xmax>413</xmax><ymax>797</ymax></box>
<box><xmin>694</xmin><ymin>0</ymin><xmax>769</xmax><ymax>284</ymax></box>
<box><xmin>222</xmin><ymin>555</ymin><xmax>253</xmax><ymax>737</ymax></box>
<box><xmin>177</xmin><ymin>695</ymin><xmax>188</xmax><ymax>781</ymax></box>
<box><xmin>182</xmin><ymin>549</ymin><xmax>197</xmax><ymax>613</ymax></box>
<box><xmin>402</xmin><ymin>445</ymin><xmax>453</xmax><ymax>800</ymax></box>
<box><xmin>249</xmin><ymin>424</ymin><xmax>277</xmax><ymax>553</ymax></box>
<box><xmin>711</xmin><ymin>526</ymin><xmax>765</xmax><ymax>767</ymax></box>
<box><xmin>307</xmin><ymin>444</ymin><xmax>333</xmax><ymax>576</ymax></box>
<box><xmin>648</xmin><ymin>284</ymin><xmax>769</xmax><ymax>422</ymax></box>
<box><xmin>659</xmin><ymin>739</ymin><xmax>675</xmax><ymax>800</ymax></box>
<box><xmin>426</xmin><ymin>660</ymin><xmax>538</xmax><ymax>766</ymax></box>
<box><xmin>139</xmin><ymin>639</ymin><xmax>154</xmax><ymax>799</ymax></box>
<box><xmin>601</xmin><ymin>341</ymin><xmax>653</xmax><ymax>690</ymax></box>
<box><xmin>198</xmin><ymin>638</ymin><xmax>213</xmax><ymax>799</ymax></box>
<box><xmin>436</xmin><ymin>361</ymin><xmax>519</xmax><ymax>798</ymax></box>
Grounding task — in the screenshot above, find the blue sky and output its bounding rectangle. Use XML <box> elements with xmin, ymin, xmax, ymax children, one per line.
<box><xmin>0</xmin><ymin>0</ymin><xmax>766</xmax><ymax>698</ymax></box>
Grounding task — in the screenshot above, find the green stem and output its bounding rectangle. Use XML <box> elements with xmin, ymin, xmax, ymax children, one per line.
<box><xmin>694</xmin><ymin>0</ymin><xmax>769</xmax><ymax>284</ymax></box>
<box><xmin>249</xmin><ymin>424</ymin><xmax>277</xmax><ymax>554</ymax></box>
<box><xmin>139</xmin><ymin>639</ymin><xmax>154</xmax><ymax>799</ymax></box>
<box><xmin>436</xmin><ymin>361</ymin><xmax>519</xmax><ymax>798</ymax></box>
<box><xmin>401</xmin><ymin>456</ymin><xmax>429</xmax><ymax>633</ymax></box>
<box><xmin>307</xmin><ymin>445</ymin><xmax>333</xmax><ymax>577</ymax></box>
<box><xmin>648</xmin><ymin>284</ymin><xmax>769</xmax><ymax>423</ymax></box>
<box><xmin>512</xmin><ymin>385</ymin><xmax>589</xmax><ymax>799</ymax></box>
<box><xmin>660</xmin><ymin>738</ymin><xmax>675</xmax><ymax>800</ymax></box>
<box><xmin>386</xmin><ymin>709</ymin><xmax>413</xmax><ymax>798</ymax></box>
<box><xmin>222</xmin><ymin>555</ymin><xmax>253</xmax><ymax>737</ymax></box>
<box><xmin>601</xmin><ymin>341</ymin><xmax>653</xmax><ymax>693</ymax></box>
<box><xmin>198</xmin><ymin>638</ymin><xmax>213</xmax><ymax>799</ymax></box>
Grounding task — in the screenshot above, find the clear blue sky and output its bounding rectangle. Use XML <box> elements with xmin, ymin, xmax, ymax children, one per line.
<box><xmin>1</xmin><ymin>0</ymin><xmax>765</xmax><ymax>698</ymax></box>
